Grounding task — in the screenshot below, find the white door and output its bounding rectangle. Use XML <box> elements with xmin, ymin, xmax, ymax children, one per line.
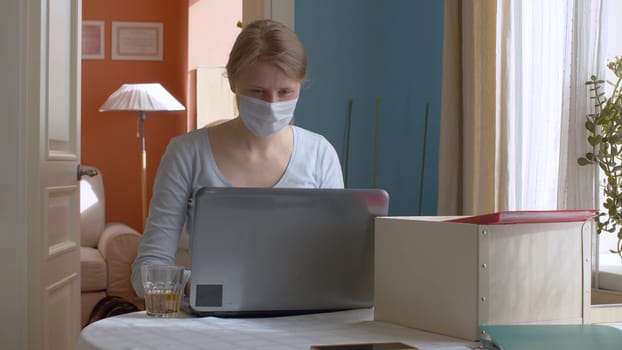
<box><xmin>13</xmin><ymin>0</ymin><xmax>82</xmax><ymax>348</ymax></box>
<box><xmin>39</xmin><ymin>0</ymin><xmax>82</xmax><ymax>347</ymax></box>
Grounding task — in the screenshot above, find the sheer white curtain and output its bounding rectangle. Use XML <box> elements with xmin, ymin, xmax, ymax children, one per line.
<box><xmin>558</xmin><ymin>0</ymin><xmax>605</xmax><ymax>212</ymax></box>
<box><xmin>438</xmin><ymin>0</ymin><xmax>607</xmax><ymax>215</ymax></box>
<box><xmin>497</xmin><ymin>0</ymin><xmax>605</xmax><ymax>211</ymax></box>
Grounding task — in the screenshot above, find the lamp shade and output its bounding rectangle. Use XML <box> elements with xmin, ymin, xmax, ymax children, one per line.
<box><xmin>99</xmin><ymin>83</ymin><xmax>185</xmax><ymax>112</ymax></box>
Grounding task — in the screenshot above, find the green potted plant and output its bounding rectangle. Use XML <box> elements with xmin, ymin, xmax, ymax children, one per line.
<box><xmin>578</xmin><ymin>56</ymin><xmax>622</xmax><ymax>257</ymax></box>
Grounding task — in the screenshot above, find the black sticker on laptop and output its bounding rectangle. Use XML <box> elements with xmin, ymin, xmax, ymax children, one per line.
<box><xmin>196</xmin><ymin>284</ymin><xmax>223</xmax><ymax>307</ymax></box>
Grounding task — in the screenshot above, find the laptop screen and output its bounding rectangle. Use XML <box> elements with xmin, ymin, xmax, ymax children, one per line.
<box><xmin>187</xmin><ymin>187</ymin><xmax>389</xmax><ymax>316</ymax></box>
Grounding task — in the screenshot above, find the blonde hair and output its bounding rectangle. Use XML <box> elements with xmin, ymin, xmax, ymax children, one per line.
<box><xmin>226</xmin><ymin>19</ymin><xmax>307</xmax><ymax>84</ymax></box>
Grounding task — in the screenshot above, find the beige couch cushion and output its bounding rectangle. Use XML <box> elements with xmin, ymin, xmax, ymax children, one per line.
<box><xmin>80</xmin><ymin>246</ymin><xmax>107</xmax><ymax>292</ymax></box>
<box><xmin>80</xmin><ymin>171</ymin><xmax>106</xmax><ymax>248</ymax></box>
<box><xmin>99</xmin><ymin>223</ymin><xmax>143</xmax><ymax>307</ymax></box>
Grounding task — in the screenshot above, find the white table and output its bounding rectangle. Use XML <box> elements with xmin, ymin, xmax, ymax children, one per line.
<box><xmin>76</xmin><ymin>308</ymin><xmax>480</xmax><ymax>350</ymax></box>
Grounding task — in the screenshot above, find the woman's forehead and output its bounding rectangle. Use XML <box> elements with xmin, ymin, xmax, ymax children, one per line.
<box><xmin>237</xmin><ymin>61</ymin><xmax>300</xmax><ymax>87</ymax></box>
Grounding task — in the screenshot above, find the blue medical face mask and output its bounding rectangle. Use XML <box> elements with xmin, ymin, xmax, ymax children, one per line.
<box><xmin>238</xmin><ymin>95</ymin><xmax>298</xmax><ymax>137</ymax></box>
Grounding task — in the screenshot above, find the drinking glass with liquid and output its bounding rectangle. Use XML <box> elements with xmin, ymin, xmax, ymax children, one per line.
<box><xmin>141</xmin><ymin>264</ymin><xmax>185</xmax><ymax>317</ymax></box>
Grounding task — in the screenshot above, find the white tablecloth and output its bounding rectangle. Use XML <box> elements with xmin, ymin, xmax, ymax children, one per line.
<box><xmin>76</xmin><ymin>308</ymin><xmax>479</xmax><ymax>350</ymax></box>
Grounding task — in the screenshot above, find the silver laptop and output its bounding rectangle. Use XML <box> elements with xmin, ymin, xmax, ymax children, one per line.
<box><xmin>186</xmin><ymin>187</ymin><xmax>389</xmax><ymax>317</ymax></box>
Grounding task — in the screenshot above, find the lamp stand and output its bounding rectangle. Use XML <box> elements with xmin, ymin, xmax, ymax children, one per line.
<box><xmin>99</xmin><ymin>83</ymin><xmax>185</xmax><ymax>232</ymax></box>
<box><xmin>139</xmin><ymin>110</ymin><xmax>147</xmax><ymax>230</ymax></box>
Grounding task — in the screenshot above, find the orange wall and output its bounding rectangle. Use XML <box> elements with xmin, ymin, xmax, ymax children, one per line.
<box><xmin>82</xmin><ymin>0</ymin><xmax>188</xmax><ymax>232</ymax></box>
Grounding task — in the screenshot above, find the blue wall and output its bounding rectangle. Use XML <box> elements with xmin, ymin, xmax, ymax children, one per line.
<box><xmin>294</xmin><ymin>0</ymin><xmax>444</xmax><ymax>216</ymax></box>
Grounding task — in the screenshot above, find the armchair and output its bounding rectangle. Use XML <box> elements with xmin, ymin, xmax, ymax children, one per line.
<box><xmin>80</xmin><ymin>167</ymin><xmax>143</xmax><ymax>327</ymax></box>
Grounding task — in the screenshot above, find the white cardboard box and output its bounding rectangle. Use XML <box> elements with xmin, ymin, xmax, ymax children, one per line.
<box><xmin>373</xmin><ymin>216</ymin><xmax>592</xmax><ymax>341</ymax></box>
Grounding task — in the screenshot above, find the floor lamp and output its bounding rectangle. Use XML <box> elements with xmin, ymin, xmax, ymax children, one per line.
<box><xmin>99</xmin><ymin>83</ymin><xmax>185</xmax><ymax>229</ymax></box>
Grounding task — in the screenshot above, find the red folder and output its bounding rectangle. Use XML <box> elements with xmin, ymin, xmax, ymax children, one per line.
<box><xmin>445</xmin><ymin>209</ymin><xmax>596</xmax><ymax>225</ymax></box>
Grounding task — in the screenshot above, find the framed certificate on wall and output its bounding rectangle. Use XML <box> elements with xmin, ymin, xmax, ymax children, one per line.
<box><xmin>82</xmin><ymin>21</ymin><xmax>104</xmax><ymax>59</ymax></box>
<box><xmin>111</xmin><ymin>21</ymin><xmax>163</xmax><ymax>61</ymax></box>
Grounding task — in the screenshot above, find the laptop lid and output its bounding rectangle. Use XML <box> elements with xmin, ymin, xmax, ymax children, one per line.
<box><xmin>187</xmin><ymin>187</ymin><xmax>389</xmax><ymax>316</ymax></box>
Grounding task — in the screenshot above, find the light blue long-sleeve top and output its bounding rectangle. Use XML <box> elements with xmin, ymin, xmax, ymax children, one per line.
<box><xmin>131</xmin><ymin>125</ymin><xmax>344</xmax><ymax>296</ymax></box>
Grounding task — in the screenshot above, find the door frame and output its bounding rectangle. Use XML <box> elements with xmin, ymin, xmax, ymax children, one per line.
<box><xmin>243</xmin><ymin>0</ymin><xmax>295</xmax><ymax>29</ymax></box>
<box><xmin>1</xmin><ymin>0</ymin><xmax>32</xmax><ymax>347</ymax></box>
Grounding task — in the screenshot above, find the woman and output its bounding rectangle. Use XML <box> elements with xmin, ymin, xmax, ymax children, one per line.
<box><xmin>131</xmin><ymin>19</ymin><xmax>344</xmax><ymax>296</ymax></box>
